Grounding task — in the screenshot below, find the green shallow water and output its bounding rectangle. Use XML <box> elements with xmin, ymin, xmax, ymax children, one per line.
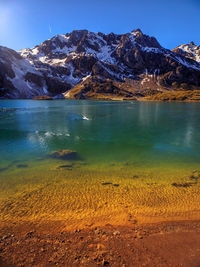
<box><xmin>0</xmin><ymin>100</ymin><xmax>200</xmax><ymax>226</ymax></box>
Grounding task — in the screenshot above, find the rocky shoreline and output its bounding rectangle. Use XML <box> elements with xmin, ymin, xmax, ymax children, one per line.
<box><xmin>30</xmin><ymin>90</ymin><xmax>200</xmax><ymax>101</ymax></box>
<box><xmin>0</xmin><ymin>220</ymin><xmax>200</xmax><ymax>266</ymax></box>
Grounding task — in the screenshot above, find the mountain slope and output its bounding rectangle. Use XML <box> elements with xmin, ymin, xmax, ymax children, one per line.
<box><xmin>0</xmin><ymin>46</ymin><xmax>71</xmax><ymax>98</ymax></box>
<box><xmin>0</xmin><ymin>29</ymin><xmax>200</xmax><ymax>99</ymax></box>
<box><xmin>0</xmin><ymin>46</ymin><xmax>47</xmax><ymax>98</ymax></box>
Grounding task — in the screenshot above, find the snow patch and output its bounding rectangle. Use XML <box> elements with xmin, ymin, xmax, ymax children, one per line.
<box><xmin>64</xmin><ymin>63</ymin><xmax>81</xmax><ymax>85</ymax></box>
<box><xmin>52</xmin><ymin>44</ymin><xmax>76</xmax><ymax>55</ymax></box>
<box><xmin>82</xmin><ymin>74</ymin><xmax>91</xmax><ymax>81</ymax></box>
<box><xmin>141</xmin><ymin>47</ymin><xmax>162</xmax><ymax>53</ymax></box>
<box><xmin>174</xmin><ymin>55</ymin><xmax>200</xmax><ymax>71</ymax></box>
<box><xmin>7</xmin><ymin>57</ymin><xmax>46</xmax><ymax>98</ymax></box>
<box><xmin>32</xmin><ymin>47</ymin><xmax>39</xmax><ymax>55</ymax></box>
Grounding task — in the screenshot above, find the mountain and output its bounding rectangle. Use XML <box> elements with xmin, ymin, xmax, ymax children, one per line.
<box><xmin>0</xmin><ymin>29</ymin><xmax>200</xmax><ymax>99</ymax></box>
<box><xmin>172</xmin><ymin>42</ymin><xmax>200</xmax><ymax>63</ymax></box>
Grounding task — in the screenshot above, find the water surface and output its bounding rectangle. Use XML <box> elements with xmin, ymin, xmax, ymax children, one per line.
<box><xmin>0</xmin><ymin>100</ymin><xmax>200</xmax><ymax>227</ymax></box>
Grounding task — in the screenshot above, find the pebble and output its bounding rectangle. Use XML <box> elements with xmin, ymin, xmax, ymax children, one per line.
<box><xmin>102</xmin><ymin>259</ymin><xmax>110</xmax><ymax>265</ymax></box>
<box><xmin>26</xmin><ymin>231</ymin><xmax>35</xmax><ymax>238</ymax></box>
<box><xmin>113</xmin><ymin>231</ymin><xmax>120</xmax><ymax>236</ymax></box>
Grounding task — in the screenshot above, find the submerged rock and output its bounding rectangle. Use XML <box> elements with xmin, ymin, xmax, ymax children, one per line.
<box><xmin>49</xmin><ymin>150</ymin><xmax>78</xmax><ymax>160</ymax></box>
<box><xmin>191</xmin><ymin>170</ymin><xmax>200</xmax><ymax>180</ymax></box>
<box><xmin>101</xmin><ymin>182</ymin><xmax>113</xmax><ymax>186</ymax></box>
<box><xmin>101</xmin><ymin>182</ymin><xmax>120</xmax><ymax>187</ymax></box>
<box><xmin>57</xmin><ymin>164</ymin><xmax>73</xmax><ymax>168</ymax></box>
<box><xmin>171</xmin><ymin>182</ymin><xmax>193</xmax><ymax>188</ymax></box>
<box><xmin>16</xmin><ymin>164</ymin><xmax>28</xmax><ymax>168</ymax></box>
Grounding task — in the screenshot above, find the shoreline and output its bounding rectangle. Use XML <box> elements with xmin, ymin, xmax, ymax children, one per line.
<box><xmin>1</xmin><ymin>92</ymin><xmax>200</xmax><ymax>102</ymax></box>
<box><xmin>1</xmin><ymin>211</ymin><xmax>200</xmax><ymax>232</ymax></box>
<box><xmin>1</xmin><ymin>98</ymin><xmax>200</xmax><ymax>102</ymax></box>
<box><xmin>1</xmin><ymin>218</ymin><xmax>200</xmax><ymax>266</ymax></box>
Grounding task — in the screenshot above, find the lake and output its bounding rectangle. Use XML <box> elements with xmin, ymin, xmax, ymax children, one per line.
<box><xmin>0</xmin><ymin>100</ymin><xmax>200</xmax><ymax>227</ymax></box>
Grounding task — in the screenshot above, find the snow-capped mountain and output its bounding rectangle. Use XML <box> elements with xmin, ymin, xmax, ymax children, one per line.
<box><xmin>0</xmin><ymin>29</ymin><xmax>200</xmax><ymax>99</ymax></box>
<box><xmin>172</xmin><ymin>42</ymin><xmax>200</xmax><ymax>63</ymax></box>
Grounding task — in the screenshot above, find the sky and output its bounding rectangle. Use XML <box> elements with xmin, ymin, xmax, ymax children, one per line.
<box><xmin>0</xmin><ymin>0</ymin><xmax>199</xmax><ymax>51</ymax></box>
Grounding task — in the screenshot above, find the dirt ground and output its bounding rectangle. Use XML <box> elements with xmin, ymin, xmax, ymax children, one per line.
<box><xmin>0</xmin><ymin>220</ymin><xmax>200</xmax><ymax>267</ymax></box>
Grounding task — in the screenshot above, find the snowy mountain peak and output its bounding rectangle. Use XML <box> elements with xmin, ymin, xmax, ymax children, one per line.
<box><xmin>131</xmin><ymin>28</ymin><xmax>143</xmax><ymax>36</ymax></box>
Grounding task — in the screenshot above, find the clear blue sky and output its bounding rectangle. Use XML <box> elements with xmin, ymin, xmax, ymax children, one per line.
<box><xmin>0</xmin><ymin>0</ymin><xmax>199</xmax><ymax>51</ymax></box>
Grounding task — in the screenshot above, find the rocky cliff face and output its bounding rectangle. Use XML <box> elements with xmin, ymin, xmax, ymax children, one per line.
<box><xmin>0</xmin><ymin>29</ymin><xmax>200</xmax><ymax>99</ymax></box>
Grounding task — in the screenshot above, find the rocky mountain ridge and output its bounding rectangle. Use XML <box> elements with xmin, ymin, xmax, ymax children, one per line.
<box><xmin>0</xmin><ymin>29</ymin><xmax>200</xmax><ymax>99</ymax></box>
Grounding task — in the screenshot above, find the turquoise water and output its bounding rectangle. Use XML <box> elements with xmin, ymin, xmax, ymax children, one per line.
<box><xmin>1</xmin><ymin>100</ymin><xmax>200</xmax><ymax>225</ymax></box>
<box><xmin>0</xmin><ymin>100</ymin><xmax>200</xmax><ymax>166</ymax></box>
